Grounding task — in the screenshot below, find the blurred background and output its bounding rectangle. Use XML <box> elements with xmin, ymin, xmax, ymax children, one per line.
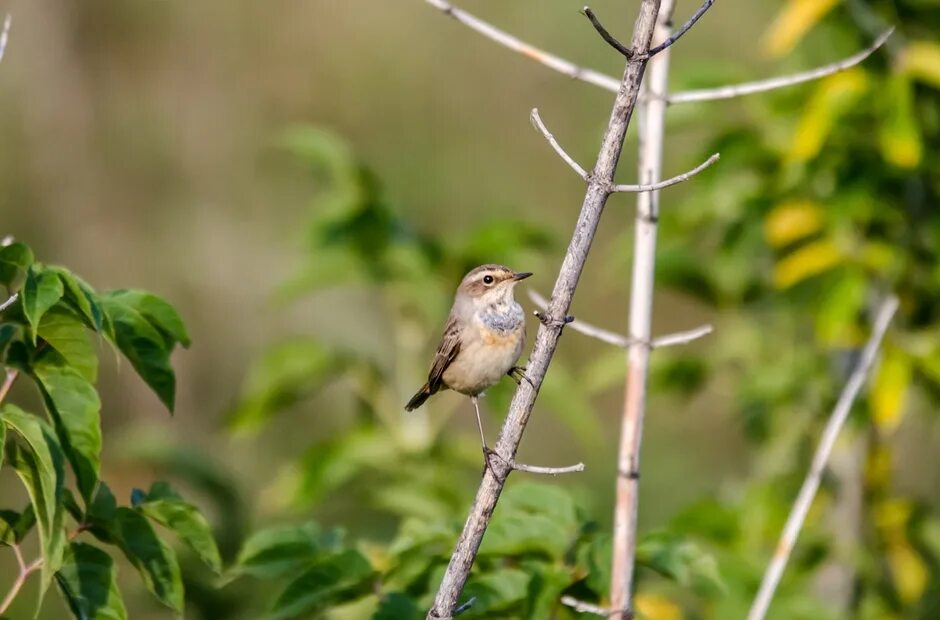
<box><xmin>1</xmin><ymin>0</ymin><xmax>939</xmax><ymax>618</ymax></box>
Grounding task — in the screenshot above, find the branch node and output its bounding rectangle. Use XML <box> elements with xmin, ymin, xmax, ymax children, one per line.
<box><xmin>534</xmin><ymin>310</ymin><xmax>574</xmax><ymax>329</ymax></box>
<box><xmin>582</xmin><ymin>7</ymin><xmax>634</xmax><ymax>58</ymax></box>
<box><xmin>619</xmin><ymin>468</ymin><xmax>640</xmax><ymax>480</ymax></box>
<box><xmin>642</xmin><ymin>0</ymin><xmax>715</xmax><ymax>59</ymax></box>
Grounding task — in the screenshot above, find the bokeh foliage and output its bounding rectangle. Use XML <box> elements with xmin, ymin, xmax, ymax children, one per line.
<box><xmin>0</xmin><ymin>242</ymin><xmax>220</xmax><ymax>618</ymax></box>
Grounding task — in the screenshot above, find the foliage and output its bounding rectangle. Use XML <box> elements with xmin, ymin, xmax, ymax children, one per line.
<box><xmin>0</xmin><ymin>242</ymin><xmax>219</xmax><ymax>618</ymax></box>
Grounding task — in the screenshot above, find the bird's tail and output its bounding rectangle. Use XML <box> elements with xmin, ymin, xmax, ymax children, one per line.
<box><xmin>405</xmin><ymin>383</ymin><xmax>434</xmax><ymax>411</ymax></box>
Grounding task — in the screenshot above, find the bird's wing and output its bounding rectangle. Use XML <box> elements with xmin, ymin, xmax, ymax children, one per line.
<box><xmin>427</xmin><ymin>314</ymin><xmax>461</xmax><ymax>391</ymax></box>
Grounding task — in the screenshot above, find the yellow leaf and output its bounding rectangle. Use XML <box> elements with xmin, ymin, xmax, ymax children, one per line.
<box><xmin>887</xmin><ymin>539</ymin><xmax>929</xmax><ymax>604</ymax></box>
<box><xmin>773</xmin><ymin>239</ymin><xmax>844</xmax><ymax>289</ymax></box>
<box><xmin>901</xmin><ymin>41</ymin><xmax>940</xmax><ymax>89</ymax></box>
<box><xmin>879</xmin><ymin>73</ymin><xmax>922</xmax><ymax>168</ymax></box>
<box><xmin>635</xmin><ymin>593</ymin><xmax>682</xmax><ymax>620</ymax></box>
<box><xmin>865</xmin><ymin>444</ymin><xmax>892</xmax><ymax>491</ymax></box>
<box><xmin>764</xmin><ymin>200</ymin><xmax>825</xmax><ymax>248</ymax></box>
<box><xmin>763</xmin><ymin>0</ymin><xmax>839</xmax><ymax>56</ymax></box>
<box><xmin>870</xmin><ymin>344</ymin><xmax>912</xmax><ymax>434</ymax></box>
<box><xmin>789</xmin><ymin>70</ymin><xmax>869</xmax><ymax>162</ymax></box>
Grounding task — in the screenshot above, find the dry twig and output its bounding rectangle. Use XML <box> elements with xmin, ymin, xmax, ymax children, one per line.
<box><xmin>747</xmin><ymin>297</ymin><xmax>899</xmax><ymax>620</ymax></box>
<box><xmin>425</xmin><ymin>1</ymin><xmax>666</xmax><ymax>617</ymax></box>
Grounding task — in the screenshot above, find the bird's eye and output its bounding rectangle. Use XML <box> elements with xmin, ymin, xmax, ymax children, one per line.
<box><xmin>482</xmin><ymin>275</ymin><xmax>494</xmax><ymax>285</ymax></box>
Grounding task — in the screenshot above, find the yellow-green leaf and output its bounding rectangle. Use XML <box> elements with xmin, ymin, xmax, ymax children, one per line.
<box><xmin>887</xmin><ymin>539</ymin><xmax>928</xmax><ymax>604</ymax></box>
<box><xmin>879</xmin><ymin>73</ymin><xmax>922</xmax><ymax>168</ymax></box>
<box><xmin>762</xmin><ymin>0</ymin><xmax>839</xmax><ymax>57</ymax></box>
<box><xmin>635</xmin><ymin>592</ymin><xmax>682</xmax><ymax>620</ymax></box>
<box><xmin>764</xmin><ymin>200</ymin><xmax>825</xmax><ymax>248</ymax></box>
<box><xmin>901</xmin><ymin>41</ymin><xmax>940</xmax><ymax>89</ymax></box>
<box><xmin>773</xmin><ymin>239</ymin><xmax>844</xmax><ymax>289</ymax></box>
<box><xmin>870</xmin><ymin>344</ymin><xmax>912</xmax><ymax>434</ymax></box>
<box><xmin>789</xmin><ymin>70</ymin><xmax>869</xmax><ymax>162</ymax></box>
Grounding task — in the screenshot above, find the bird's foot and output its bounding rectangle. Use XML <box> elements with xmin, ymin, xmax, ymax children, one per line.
<box><xmin>508</xmin><ymin>366</ymin><xmax>535</xmax><ymax>390</ymax></box>
<box><xmin>482</xmin><ymin>447</ymin><xmax>511</xmax><ymax>479</ymax></box>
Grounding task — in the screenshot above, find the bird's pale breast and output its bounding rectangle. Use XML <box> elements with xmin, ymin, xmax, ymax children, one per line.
<box><xmin>442</xmin><ymin>313</ymin><xmax>525</xmax><ymax>396</ymax></box>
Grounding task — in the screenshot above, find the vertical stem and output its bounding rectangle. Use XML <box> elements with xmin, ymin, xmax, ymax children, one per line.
<box><xmin>610</xmin><ymin>1</ymin><xmax>676</xmax><ymax>616</ymax></box>
<box><xmin>427</xmin><ymin>1</ymin><xmax>663</xmax><ymax>617</ymax></box>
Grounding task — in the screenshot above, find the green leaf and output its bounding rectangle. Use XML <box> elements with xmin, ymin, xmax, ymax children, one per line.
<box><xmin>22</xmin><ymin>265</ymin><xmax>64</xmax><ymax>339</ymax></box>
<box><xmin>479</xmin><ymin>484</ymin><xmax>578</xmax><ymax>560</ymax></box>
<box><xmin>48</xmin><ymin>266</ymin><xmax>113</xmax><ymax>339</ymax></box>
<box><xmin>0</xmin><ymin>505</ymin><xmax>36</xmax><ymax>546</ymax></box>
<box><xmin>462</xmin><ymin>568</ymin><xmax>530</xmax><ymax>615</ymax></box>
<box><xmin>0</xmin><ymin>242</ymin><xmax>34</xmax><ymax>291</ymax></box>
<box><xmin>112</xmin><ymin>507</ymin><xmax>184</xmax><ymax>611</ymax></box>
<box><xmin>1</xmin><ymin>404</ymin><xmax>67</xmax><ymax>592</ymax></box>
<box><xmin>137</xmin><ymin>482</ymin><xmax>222</xmax><ymax>574</ymax></box>
<box><xmin>269</xmin><ymin>549</ymin><xmax>373</xmax><ymax>620</ymax></box>
<box><xmin>373</xmin><ymin>592</ymin><xmax>422</xmax><ymax>620</ymax></box>
<box><xmin>229</xmin><ymin>340</ymin><xmax>348</xmax><ymax>432</ymax></box>
<box><xmin>104</xmin><ymin>290</ymin><xmax>190</xmax><ymax>348</ymax></box>
<box><xmin>33</xmin><ymin>357</ymin><xmax>102</xmax><ymax>504</ymax></box>
<box><xmin>99</xmin><ymin>293</ymin><xmax>177</xmax><ymax>412</ymax></box>
<box><xmin>231</xmin><ymin>522</ymin><xmax>325</xmax><ymax>579</ymax></box>
<box><xmin>55</xmin><ymin>542</ymin><xmax>128</xmax><ymax>620</ymax></box>
<box><xmin>636</xmin><ymin>531</ymin><xmax>725</xmax><ymax>595</ymax></box>
<box><xmin>37</xmin><ymin>307</ymin><xmax>98</xmax><ymax>382</ymax></box>
<box><xmin>0</xmin><ymin>322</ymin><xmax>22</xmax><ymax>358</ymax></box>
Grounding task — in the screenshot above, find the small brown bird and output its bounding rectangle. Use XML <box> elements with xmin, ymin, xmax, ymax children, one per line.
<box><xmin>405</xmin><ymin>264</ymin><xmax>532</xmax><ymax>453</ymax></box>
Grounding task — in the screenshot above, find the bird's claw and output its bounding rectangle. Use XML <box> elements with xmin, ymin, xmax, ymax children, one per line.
<box><xmin>508</xmin><ymin>366</ymin><xmax>536</xmax><ymax>390</ymax></box>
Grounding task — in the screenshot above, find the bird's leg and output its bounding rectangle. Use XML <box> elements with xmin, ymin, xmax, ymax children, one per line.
<box><xmin>471</xmin><ymin>395</ymin><xmax>506</xmax><ymax>473</ymax></box>
<box><xmin>470</xmin><ymin>395</ymin><xmax>488</xmax><ymax>454</ymax></box>
<box><xmin>507</xmin><ymin>366</ymin><xmax>535</xmax><ymax>390</ymax></box>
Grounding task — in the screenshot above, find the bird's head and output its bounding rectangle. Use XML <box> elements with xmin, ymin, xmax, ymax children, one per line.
<box><xmin>457</xmin><ymin>264</ymin><xmax>532</xmax><ymax>308</ymax></box>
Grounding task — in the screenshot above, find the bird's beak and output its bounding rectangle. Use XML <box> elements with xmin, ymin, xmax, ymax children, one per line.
<box><xmin>512</xmin><ymin>272</ymin><xmax>533</xmax><ymax>281</ymax></box>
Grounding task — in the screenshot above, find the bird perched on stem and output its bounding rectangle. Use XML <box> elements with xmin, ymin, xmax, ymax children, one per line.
<box><xmin>405</xmin><ymin>264</ymin><xmax>532</xmax><ymax>458</ymax></box>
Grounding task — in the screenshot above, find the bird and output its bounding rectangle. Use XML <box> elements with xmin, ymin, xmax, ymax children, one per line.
<box><xmin>405</xmin><ymin>264</ymin><xmax>532</xmax><ymax>456</ymax></box>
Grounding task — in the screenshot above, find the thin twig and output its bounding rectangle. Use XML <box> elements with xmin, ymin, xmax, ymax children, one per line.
<box><xmin>747</xmin><ymin>296</ymin><xmax>900</xmax><ymax>620</ymax></box>
<box><xmin>611</xmin><ymin>153</ymin><xmax>719</xmax><ymax>192</ymax></box>
<box><xmin>530</xmin><ymin>108</ymin><xmax>588</xmax><ymax>180</ymax></box>
<box><xmin>511</xmin><ymin>460</ymin><xmax>585</xmax><ymax>475</ymax></box>
<box><xmin>653</xmin><ymin>324</ymin><xmax>713</xmax><ymax>348</ymax></box>
<box><xmin>423</xmin><ymin>0</ymin><xmax>622</xmax><ymax>92</ymax></box>
<box><xmin>0</xmin><ymin>553</ymin><xmax>42</xmax><ymax>615</ymax></box>
<box><xmin>528</xmin><ymin>291</ymin><xmax>712</xmax><ymax>350</ymax></box>
<box><xmin>582</xmin><ymin>7</ymin><xmax>634</xmax><ymax>58</ymax></box>
<box><xmin>422</xmin><ymin>1</ymin><xmax>891</xmax><ymax>107</ymax></box>
<box><xmin>0</xmin><ymin>368</ymin><xmax>18</xmax><ymax>404</ymax></box>
<box><xmin>0</xmin><ymin>292</ymin><xmax>17</xmax><ymax>312</ymax></box>
<box><xmin>644</xmin><ymin>0</ymin><xmax>714</xmax><ymax>58</ymax></box>
<box><xmin>425</xmin><ymin>1</ymin><xmax>665</xmax><ymax>617</ymax></box>
<box><xmin>668</xmin><ymin>28</ymin><xmax>894</xmax><ymax>103</ymax></box>
<box><xmin>453</xmin><ymin>597</ymin><xmax>476</xmax><ymax>616</ymax></box>
<box><xmin>561</xmin><ymin>596</ymin><xmax>630</xmax><ymax>618</ymax></box>
<box><xmin>0</xmin><ymin>15</ymin><xmax>10</xmax><ymax>65</ymax></box>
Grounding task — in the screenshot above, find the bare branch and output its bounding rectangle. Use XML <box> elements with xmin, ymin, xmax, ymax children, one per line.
<box><xmin>426</xmin><ymin>1</ymin><xmax>665</xmax><ymax>616</ymax></box>
<box><xmin>423</xmin><ymin>0</ymin><xmax>621</xmax><ymax>92</ymax></box>
<box><xmin>653</xmin><ymin>324</ymin><xmax>713</xmax><ymax>348</ymax></box>
<box><xmin>611</xmin><ymin>2</ymin><xmax>676</xmax><ymax>614</ymax></box>
<box><xmin>582</xmin><ymin>7</ymin><xmax>634</xmax><ymax>58</ymax></box>
<box><xmin>561</xmin><ymin>596</ymin><xmax>629</xmax><ymax>618</ymax></box>
<box><xmin>453</xmin><ymin>597</ymin><xmax>476</xmax><ymax>616</ymax></box>
<box><xmin>530</xmin><ymin>108</ymin><xmax>588</xmax><ymax>180</ymax></box>
<box><xmin>423</xmin><ymin>1</ymin><xmax>891</xmax><ymax>108</ymax></box>
<box><xmin>611</xmin><ymin>153</ymin><xmax>719</xmax><ymax>192</ymax></box>
<box><xmin>0</xmin><ymin>15</ymin><xmax>11</xmax><ymax>65</ymax></box>
<box><xmin>528</xmin><ymin>290</ymin><xmax>712</xmax><ymax>350</ymax></box>
<box><xmin>644</xmin><ymin>0</ymin><xmax>714</xmax><ymax>58</ymax></box>
<box><xmin>0</xmin><ymin>292</ymin><xmax>17</xmax><ymax>312</ymax></box>
<box><xmin>511</xmin><ymin>460</ymin><xmax>585</xmax><ymax>475</ymax></box>
<box><xmin>747</xmin><ymin>296</ymin><xmax>900</xmax><ymax>620</ymax></box>
<box><xmin>668</xmin><ymin>28</ymin><xmax>894</xmax><ymax>104</ymax></box>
